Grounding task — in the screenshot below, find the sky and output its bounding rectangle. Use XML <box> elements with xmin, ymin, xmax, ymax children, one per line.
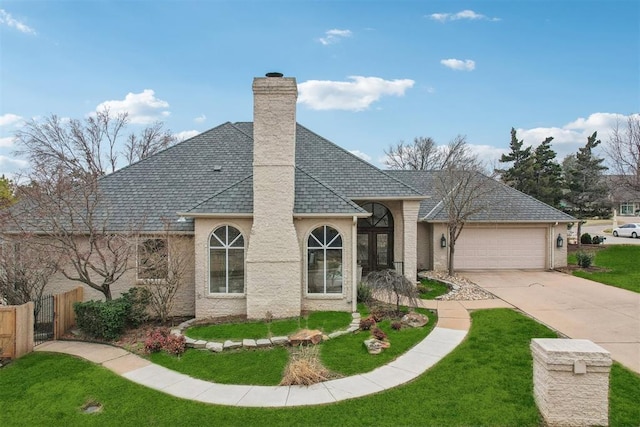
<box><xmin>1</xmin><ymin>0</ymin><xmax>639</xmax><ymax>178</ymax></box>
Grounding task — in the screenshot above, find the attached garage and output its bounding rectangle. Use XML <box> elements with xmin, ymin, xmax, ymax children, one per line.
<box><xmin>455</xmin><ymin>226</ymin><xmax>547</xmax><ymax>270</ymax></box>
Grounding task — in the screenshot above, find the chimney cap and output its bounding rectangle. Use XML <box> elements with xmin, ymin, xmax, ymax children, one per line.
<box><xmin>265</xmin><ymin>72</ymin><xmax>284</xmax><ymax>78</ymax></box>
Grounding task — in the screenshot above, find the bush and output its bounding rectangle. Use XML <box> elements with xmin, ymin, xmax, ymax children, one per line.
<box><xmin>576</xmin><ymin>251</ymin><xmax>595</xmax><ymax>268</ymax></box>
<box><xmin>144</xmin><ymin>327</ymin><xmax>169</xmax><ymax>353</ymax></box>
<box><xmin>359</xmin><ymin>316</ymin><xmax>376</xmax><ymax>331</ymax></box>
<box><xmin>356</xmin><ymin>282</ymin><xmax>372</xmax><ymax>304</ymax></box>
<box><xmin>164</xmin><ymin>334</ymin><xmax>186</xmax><ymax>356</ymax></box>
<box><xmin>580</xmin><ymin>233</ymin><xmax>592</xmax><ymax>244</ymax></box>
<box><xmin>74</xmin><ymin>299</ymin><xmax>130</xmax><ymax>340</ymax></box>
<box><xmin>591</xmin><ymin>235</ymin><xmax>603</xmax><ymax>244</ymax></box>
<box><xmin>371</xmin><ymin>326</ymin><xmax>387</xmax><ymax>341</ymax></box>
<box><xmin>121</xmin><ymin>287</ymin><xmax>151</xmax><ymax>327</ymax></box>
<box><xmin>391</xmin><ymin>321</ymin><xmax>402</xmax><ymax>331</ymax></box>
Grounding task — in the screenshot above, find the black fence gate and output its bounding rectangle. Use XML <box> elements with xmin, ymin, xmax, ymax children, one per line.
<box><xmin>34</xmin><ymin>294</ymin><xmax>54</xmax><ymax>346</ymax></box>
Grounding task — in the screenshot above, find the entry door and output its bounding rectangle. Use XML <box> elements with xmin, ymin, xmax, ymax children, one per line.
<box><xmin>358</xmin><ymin>231</ymin><xmax>393</xmax><ymax>275</ymax></box>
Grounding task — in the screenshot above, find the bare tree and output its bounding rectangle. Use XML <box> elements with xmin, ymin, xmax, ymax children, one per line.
<box><xmin>605</xmin><ymin>114</ymin><xmax>640</xmax><ymax>191</ymax></box>
<box><xmin>433</xmin><ymin>136</ymin><xmax>495</xmax><ymax>275</ymax></box>
<box><xmin>0</xmin><ymin>235</ymin><xmax>59</xmax><ymax>317</ymax></box>
<box><xmin>14</xmin><ymin>108</ymin><xmax>176</xmax><ymax>178</ymax></box>
<box><xmin>138</xmin><ymin>226</ymin><xmax>194</xmax><ymax>323</ymax></box>
<box><xmin>384</xmin><ymin>137</ymin><xmax>443</xmax><ymax>170</ymax></box>
<box><xmin>365</xmin><ymin>269</ymin><xmax>419</xmax><ymax>315</ymax></box>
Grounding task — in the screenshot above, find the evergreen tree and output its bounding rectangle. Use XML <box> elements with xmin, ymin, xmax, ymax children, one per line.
<box><xmin>530</xmin><ymin>137</ymin><xmax>563</xmax><ymax>207</ymax></box>
<box><xmin>497</xmin><ymin>128</ymin><xmax>534</xmax><ymax>194</ymax></box>
<box><xmin>0</xmin><ymin>175</ymin><xmax>16</xmax><ymax>207</ymax></box>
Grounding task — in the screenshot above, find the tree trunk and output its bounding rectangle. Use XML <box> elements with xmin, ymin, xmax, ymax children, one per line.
<box><xmin>577</xmin><ymin>221</ymin><xmax>582</xmax><ymax>248</ymax></box>
<box><xmin>448</xmin><ymin>229</ymin><xmax>456</xmax><ymax>276</ymax></box>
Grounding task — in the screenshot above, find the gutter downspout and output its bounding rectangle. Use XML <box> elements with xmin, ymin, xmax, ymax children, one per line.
<box><xmin>550</xmin><ymin>223</ymin><xmax>555</xmax><ymax>269</ymax></box>
<box><xmin>352</xmin><ymin>215</ymin><xmax>358</xmax><ymax>313</ymax></box>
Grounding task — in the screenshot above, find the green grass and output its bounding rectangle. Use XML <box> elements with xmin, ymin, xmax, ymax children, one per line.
<box><xmin>418</xmin><ymin>278</ymin><xmax>450</xmax><ymax>299</ymax></box>
<box><xmin>149</xmin><ymin>346</ymin><xmax>289</xmax><ymax>385</ymax></box>
<box><xmin>186</xmin><ymin>311</ymin><xmax>352</xmax><ymax>340</ymax></box>
<box><xmin>2</xmin><ymin>309</ymin><xmax>638</xmax><ymax>426</ymax></box>
<box><xmin>571</xmin><ymin>245</ymin><xmax>640</xmax><ymax>293</ymax></box>
<box><xmin>321</xmin><ymin>308</ymin><xmax>437</xmax><ymax>375</ymax></box>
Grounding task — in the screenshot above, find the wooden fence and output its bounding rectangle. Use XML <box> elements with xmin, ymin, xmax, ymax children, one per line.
<box><xmin>0</xmin><ymin>287</ymin><xmax>83</xmax><ymax>360</ymax></box>
<box><xmin>54</xmin><ymin>287</ymin><xmax>83</xmax><ymax>339</ymax></box>
<box><xmin>0</xmin><ymin>301</ymin><xmax>34</xmax><ymax>359</ymax></box>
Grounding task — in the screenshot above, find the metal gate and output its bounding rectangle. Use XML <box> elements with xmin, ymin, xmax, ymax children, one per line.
<box><xmin>34</xmin><ymin>294</ymin><xmax>54</xmax><ymax>346</ymax></box>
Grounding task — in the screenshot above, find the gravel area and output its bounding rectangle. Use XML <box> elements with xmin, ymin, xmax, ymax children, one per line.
<box><xmin>418</xmin><ymin>271</ymin><xmax>497</xmax><ymax>301</ymax></box>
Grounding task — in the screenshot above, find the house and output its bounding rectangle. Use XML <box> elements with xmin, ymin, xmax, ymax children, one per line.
<box><xmin>39</xmin><ymin>73</ymin><xmax>573</xmax><ymax>320</ymax></box>
<box><xmin>606</xmin><ymin>175</ymin><xmax>640</xmax><ymax>216</ymax></box>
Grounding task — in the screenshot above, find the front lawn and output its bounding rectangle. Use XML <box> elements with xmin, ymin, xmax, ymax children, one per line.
<box><xmin>418</xmin><ymin>278</ymin><xmax>450</xmax><ymax>299</ymax></box>
<box><xmin>2</xmin><ymin>309</ymin><xmax>639</xmax><ymax>426</ymax></box>
<box><xmin>570</xmin><ymin>245</ymin><xmax>640</xmax><ymax>293</ymax></box>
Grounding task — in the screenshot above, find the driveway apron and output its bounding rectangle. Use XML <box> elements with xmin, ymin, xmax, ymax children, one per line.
<box><xmin>463</xmin><ymin>270</ymin><xmax>640</xmax><ymax>373</ymax></box>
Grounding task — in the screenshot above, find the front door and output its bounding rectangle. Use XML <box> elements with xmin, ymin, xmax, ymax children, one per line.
<box><xmin>357</xmin><ymin>202</ymin><xmax>394</xmax><ymax>276</ymax></box>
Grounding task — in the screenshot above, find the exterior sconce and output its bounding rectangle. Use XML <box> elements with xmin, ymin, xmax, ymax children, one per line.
<box><xmin>556</xmin><ymin>234</ymin><xmax>564</xmax><ymax>248</ymax></box>
<box><xmin>440</xmin><ymin>234</ymin><xmax>447</xmax><ymax>248</ymax></box>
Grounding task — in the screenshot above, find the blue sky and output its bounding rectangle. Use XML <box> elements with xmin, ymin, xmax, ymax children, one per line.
<box><xmin>1</xmin><ymin>0</ymin><xmax>638</xmax><ymax>177</ymax></box>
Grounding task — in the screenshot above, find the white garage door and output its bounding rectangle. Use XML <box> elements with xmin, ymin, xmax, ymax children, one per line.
<box><xmin>455</xmin><ymin>227</ymin><xmax>547</xmax><ymax>269</ymax></box>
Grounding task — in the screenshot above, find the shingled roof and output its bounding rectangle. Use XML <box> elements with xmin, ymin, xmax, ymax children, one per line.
<box><xmin>388</xmin><ymin>170</ymin><xmax>575</xmax><ymax>223</ymax></box>
<box><xmin>90</xmin><ymin>122</ymin><xmax>421</xmax><ymax>232</ymax></box>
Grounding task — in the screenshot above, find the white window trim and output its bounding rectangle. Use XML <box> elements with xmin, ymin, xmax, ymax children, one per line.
<box><xmin>306</xmin><ymin>225</ymin><xmax>344</xmax><ymax>296</ymax></box>
<box><xmin>208</xmin><ymin>225</ymin><xmax>246</xmax><ymax>295</ymax></box>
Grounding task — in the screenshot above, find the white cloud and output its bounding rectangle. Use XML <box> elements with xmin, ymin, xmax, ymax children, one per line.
<box><xmin>175</xmin><ymin>130</ymin><xmax>199</xmax><ymax>141</ymax></box>
<box><xmin>428</xmin><ymin>10</ymin><xmax>500</xmax><ymax>23</ymax></box>
<box><xmin>0</xmin><ymin>136</ymin><xmax>15</xmax><ymax>148</ymax></box>
<box><xmin>468</xmin><ymin>144</ymin><xmax>508</xmax><ymax>169</ymax></box>
<box><xmin>318</xmin><ymin>29</ymin><xmax>352</xmax><ymax>45</ymax></box>
<box><xmin>516</xmin><ymin>112</ymin><xmax>639</xmax><ymax>160</ymax></box>
<box><xmin>0</xmin><ymin>9</ymin><xmax>36</xmax><ymax>35</ymax></box>
<box><xmin>349</xmin><ymin>150</ymin><xmax>372</xmax><ymax>163</ymax></box>
<box><xmin>298</xmin><ymin>76</ymin><xmax>415</xmax><ymax>111</ymax></box>
<box><xmin>95</xmin><ymin>89</ymin><xmax>170</xmax><ymax>124</ymax></box>
<box><xmin>440</xmin><ymin>58</ymin><xmax>475</xmax><ymax>71</ymax></box>
<box><xmin>194</xmin><ymin>114</ymin><xmax>206</xmax><ymax>123</ymax></box>
<box><xmin>0</xmin><ymin>113</ymin><xmax>24</xmax><ymax>127</ymax></box>
<box><xmin>0</xmin><ymin>155</ymin><xmax>28</xmax><ymax>168</ymax></box>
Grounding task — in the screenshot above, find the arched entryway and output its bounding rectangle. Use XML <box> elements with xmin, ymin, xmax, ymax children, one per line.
<box><xmin>357</xmin><ymin>202</ymin><xmax>394</xmax><ymax>275</ymax></box>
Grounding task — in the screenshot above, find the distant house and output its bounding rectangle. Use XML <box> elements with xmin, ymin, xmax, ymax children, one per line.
<box><xmin>37</xmin><ymin>74</ymin><xmax>573</xmax><ymax>320</ymax></box>
<box><xmin>606</xmin><ymin>175</ymin><xmax>640</xmax><ymax>216</ymax></box>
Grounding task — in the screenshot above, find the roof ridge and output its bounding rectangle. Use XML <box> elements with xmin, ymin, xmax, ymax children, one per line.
<box><xmin>184</xmin><ymin>173</ymin><xmax>253</xmax><ymax>213</ymax></box>
<box><xmin>295</xmin><ymin>166</ymin><xmax>367</xmax><ymax>214</ymax></box>
<box><xmin>229</xmin><ymin>122</ymin><xmax>254</xmax><ymax>140</ymax></box>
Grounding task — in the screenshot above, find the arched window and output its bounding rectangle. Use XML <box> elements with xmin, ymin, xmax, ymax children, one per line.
<box><xmin>209</xmin><ymin>225</ymin><xmax>244</xmax><ymax>294</ymax></box>
<box><xmin>307</xmin><ymin>226</ymin><xmax>343</xmax><ymax>294</ymax></box>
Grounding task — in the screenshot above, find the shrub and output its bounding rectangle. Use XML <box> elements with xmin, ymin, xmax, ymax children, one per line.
<box><xmin>371</xmin><ymin>326</ymin><xmax>387</xmax><ymax>341</ymax></box>
<box><xmin>365</xmin><ymin>269</ymin><xmax>419</xmax><ymax>315</ymax></box>
<box><xmin>580</xmin><ymin>233</ymin><xmax>592</xmax><ymax>245</ymax></box>
<box><xmin>163</xmin><ymin>334</ymin><xmax>186</xmax><ymax>356</ymax></box>
<box><xmin>280</xmin><ymin>345</ymin><xmax>329</xmax><ymax>386</ymax></box>
<box><xmin>591</xmin><ymin>235</ymin><xmax>604</xmax><ymax>244</ymax></box>
<box><xmin>357</xmin><ymin>282</ymin><xmax>372</xmax><ymax>304</ymax></box>
<box><xmin>74</xmin><ymin>299</ymin><xmax>129</xmax><ymax>340</ymax></box>
<box><xmin>359</xmin><ymin>316</ymin><xmax>376</xmax><ymax>331</ymax></box>
<box><xmin>144</xmin><ymin>328</ymin><xmax>169</xmax><ymax>353</ymax></box>
<box><xmin>121</xmin><ymin>287</ymin><xmax>151</xmax><ymax>327</ymax></box>
<box><xmin>391</xmin><ymin>321</ymin><xmax>402</xmax><ymax>331</ymax></box>
<box><xmin>576</xmin><ymin>251</ymin><xmax>595</xmax><ymax>268</ymax></box>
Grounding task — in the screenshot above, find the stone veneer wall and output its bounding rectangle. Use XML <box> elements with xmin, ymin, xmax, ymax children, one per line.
<box><xmin>531</xmin><ymin>339</ymin><xmax>611</xmax><ymax>427</ymax></box>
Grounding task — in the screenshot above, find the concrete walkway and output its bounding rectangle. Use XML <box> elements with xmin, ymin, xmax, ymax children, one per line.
<box><xmin>463</xmin><ymin>270</ymin><xmax>640</xmax><ymax>373</ymax></box>
<box><xmin>35</xmin><ymin>300</ymin><xmax>511</xmax><ymax>407</ymax></box>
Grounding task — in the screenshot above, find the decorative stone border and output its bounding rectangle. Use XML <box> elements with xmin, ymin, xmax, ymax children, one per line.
<box><xmin>171</xmin><ymin>312</ymin><xmax>362</xmax><ymax>352</ymax></box>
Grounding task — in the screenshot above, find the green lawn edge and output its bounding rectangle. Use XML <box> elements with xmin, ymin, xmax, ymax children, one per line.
<box><xmin>570</xmin><ymin>245</ymin><xmax>640</xmax><ymax>293</ymax></box>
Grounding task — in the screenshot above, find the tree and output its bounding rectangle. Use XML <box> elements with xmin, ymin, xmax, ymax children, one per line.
<box><xmin>604</xmin><ymin>114</ymin><xmax>640</xmax><ymax>191</ymax></box>
<box><xmin>434</xmin><ymin>136</ymin><xmax>495</xmax><ymax>275</ymax></box>
<box><xmin>0</xmin><ymin>175</ymin><xmax>16</xmax><ymax>208</ymax></box>
<box><xmin>530</xmin><ymin>137</ymin><xmax>563</xmax><ymax>207</ymax></box>
<box><xmin>384</xmin><ymin>136</ymin><xmax>443</xmax><ymax>170</ymax></box>
<box><xmin>365</xmin><ymin>269</ymin><xmax>419</xmax><ymax>315</ymax></box>
<box><xmin>138</xmin><ymin>226</ymin><xmax>194</xmax><ymax>323</ymax></box>
<box><xmin>496</xmin><ymin>128</ymin><xmax>534</xmax><ymax>194</ymax></box>
<box><xmin>4</xmin><ymin>109</ymin><xmax>176</xmax><ymax>300</ymax></box>
<box><xmin>564</xmin><ymin>132</ymin><xmax>609</xmax><ymax>246</ymax></box>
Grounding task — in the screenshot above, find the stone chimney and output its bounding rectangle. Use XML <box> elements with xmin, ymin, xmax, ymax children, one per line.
<box><xmin>245</xmin><ymin>73</ymin><xmax>301</xmax><ymax>319</ymax></box>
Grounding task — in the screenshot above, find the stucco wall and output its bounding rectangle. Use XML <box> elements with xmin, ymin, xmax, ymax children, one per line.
<box><xmin>417</xmin><ymin>222</ymin><xmax>431</xmax><ymax>271</ymax></box>
<box><xmin>44</xmin><ymin>235</ymin><xmax>196</xmax><ymax>317</ymax></box>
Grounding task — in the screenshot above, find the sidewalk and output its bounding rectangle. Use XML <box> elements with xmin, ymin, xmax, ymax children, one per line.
<box><xmin>36</xmin><ymin>300</ymin><xmax>510</xmax><ymax>407</ymax></box>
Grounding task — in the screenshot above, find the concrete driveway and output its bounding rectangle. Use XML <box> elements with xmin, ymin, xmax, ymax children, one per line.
<box><xmin>462</xmin><ymin>270</ymin><xmax>640</xmax><ymax>373</ymax></box>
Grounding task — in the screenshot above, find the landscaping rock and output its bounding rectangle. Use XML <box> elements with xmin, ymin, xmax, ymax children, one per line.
<box><xmin>193</xmin><ymin>340</ymin><xmax>207</xmax><ymax>349</ymax></box>
<box><xmin>328</xmin><ymin>330</ymin><xmax>348</xmax><ymax>339</ymax></box>
<box><xmin>256</xmin><ymin>339</ymin><xmax>271</xmax><ymax>347</ymax></box>
<box><xmin>289</xmin><ymin>329</ymin><xmax>323</xmax><ymax>345</ymax></box>
<box><xmin>347</xmin><ymin>326</ymin><xmax>359</xmax><ymax>333</ymax></box>
<box><xmin>243</xmin><ymin>339</ymin><xmax>257</xmax><ymax>348</ymax></box>
<box><xmin>271</xmin><ymin>336</ymin><xmax>289</xmax><ymax>345</ymax></box>
<box><xmin>363</xmin><ymin>338</ymin><xmax>390</xmax><ymax>355</ymax></box>
<box><xmin>185</xmin><ymin>337</ymin><xmax>197</xmax><ymax>347</ymax></box>
<box><xmin>206</xmin><ymin>342</ymin><xmax>223</xmax><ymax>352</ymax></box>
<box><xmin>352</xmin><ymin>312</ymin><xmax>361</xmax><ymax>320</ymax></box>
<box><xmin>223</xmin><ymin>340</ymin><xmax>242</xmax><ymax>350</ymax></box>
<box><xmin>170</xmin><ymin>329</ymin><xmax>182</xmax><ymax>336</ymax></box>
<box><xmin>401</xmin><ymin>312</ymin><xmax>429</xmax><ymax>328</ymax></box>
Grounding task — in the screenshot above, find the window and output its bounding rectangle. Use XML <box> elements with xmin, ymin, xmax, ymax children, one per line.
<box><xmin>138</xmin><ymin>238</ymin><xmax>168</xmax><ymax>280</ymax></box>
<box><xmin>209</xmin><ymin>225</ymin><xmax>244</xmax><ymax>294</ymax></box>
<box><xmin>307</xmin><ymin>226</ymin><xmax>343</xmax><ymax>294</ymax></box>
<box><xmin>620</xmin><ymin>203</ymin><xmax>635</xmax><ymax>215</ymax></box>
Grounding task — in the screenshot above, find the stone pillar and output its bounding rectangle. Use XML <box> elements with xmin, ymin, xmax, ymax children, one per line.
<box><xmin>531</xmin><ymin>339</ymin><xmax>612</xmax><ymax>427</ymax></box>
<box><xmin>245</xmin><ymin>73</ymin><xmax>301</xmax><ymax>319</ymax></box>
<box><xmin>401</xmin><ymin>200</ymin><xmax>421</xmax><ymax>282</ymax></box>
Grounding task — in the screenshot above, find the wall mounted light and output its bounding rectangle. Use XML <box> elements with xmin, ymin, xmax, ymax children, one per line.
<box><xmin>440</xmin><ymin>234</ymin><xmax>447</xmax><ymax>248</ymax></box>
<box><xmin>556</xmin><ymin>233</ymin><xmax>564</xmax><ymax>248</ymax></box>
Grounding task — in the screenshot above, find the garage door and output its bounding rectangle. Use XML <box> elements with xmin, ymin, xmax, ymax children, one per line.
<box><xmin>455</xmin><ymin>227</ymin><xmax>547</xmax><ymax>269</ymax></box>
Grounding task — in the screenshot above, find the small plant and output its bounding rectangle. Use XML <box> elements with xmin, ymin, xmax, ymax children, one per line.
<box><xmin>580</xmin><ymin>233</ymin><xmax>592</xmax><ymax>245</ymax></box>
<box><xmin>371</xmin><ymin>326</ymin><xmax>387</xmax><ymax>341</ymax></box>
<box><xmin>144</xmin><ymin>328</ymin><xmax>169</xmax><ymax>353</ymax></box>
<box><xmin>365</xmin><ymin>269</ymin><xmax>419</xmax><ymax>315</ymax></box>
<box><xmin>576</xmin><ymin>251</ymin><xmax>594</xmax><ymax>268</ymax></box>
<box><xmin>280</xmin><ymin>345</ymin><xmax>329</xmax><ymax>386</ymax></box>
<box><xmin>359</xmin><ymin>316</ymin><xmax>376</xmax><ymax>331</ymax></box>
<box><xmin>391</xmin><ymin>321</ymin><xmax>402</xmax><ymax>331</ymax></box>
<box><xmin>163</xmin><ymin>334</ymin><xmax>186</xmax><ymax>356</ymax></box>
<box><xmin>357</xmin><ymin>282</ymin><xmax>373</xmax><ymax>304</ymax></box>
